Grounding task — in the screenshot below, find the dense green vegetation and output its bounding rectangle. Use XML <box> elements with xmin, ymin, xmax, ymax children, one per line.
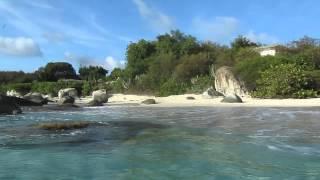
<box><xmin>1</xmin><ymin>31</ymin><xmax>320</xmax><ymax>98</ymax></box>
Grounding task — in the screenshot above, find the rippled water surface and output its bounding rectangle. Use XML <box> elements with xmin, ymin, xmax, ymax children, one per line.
<box><xmin>1</xmin><ymin>106</ymin><xmax>320</xmax><ymax>179</ymax></box>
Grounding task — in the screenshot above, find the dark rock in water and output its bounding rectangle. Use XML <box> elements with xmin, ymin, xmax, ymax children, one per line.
<box><xmin>142</xmin><ymin>99</ymin><xmax>156</xmax><ymax>104</ymax></box>
<box><xmin>0</xmin><ymin>95</ymin><xmax>22</xmax><ymax>115</ymax></box>
<box><xmin>58</xmin><ymin>96</ymin><xmax>75</xmax><ymax>105</ymax></box>
<box><xmin>23</xmin><ymin>92</ymin><xmax>48</xmax><ymax>105</ymax></box>
<box><xmin>221</xmin><ymin>94</ymin><xmax>243</xmax><ymax>103</ymax></box>
<box><xmin>6</xmin><ymin>96</ymin><xmax>42</xmax><ymax>106</ymax></box>
<box><xmin>87</xmin><ymin>100</ymin><xmax>104</xmax><ymax>107</ymax></box>
<box><xmin>186</xmin><ymin>96</ymin><xmax>196</xmax><ymax>100</ymax></box>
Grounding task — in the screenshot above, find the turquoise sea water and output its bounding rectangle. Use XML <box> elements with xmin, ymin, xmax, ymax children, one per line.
<box><xmin>0</xmin><ymin>106</ymin><xmax>320</xmax><ymax>179</ymax></box>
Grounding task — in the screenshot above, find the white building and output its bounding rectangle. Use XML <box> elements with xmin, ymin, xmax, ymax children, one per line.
<box><xmin>255</xmin><ymin>45</ymin><xmax>279</xmax><ymax>57</ymax></box>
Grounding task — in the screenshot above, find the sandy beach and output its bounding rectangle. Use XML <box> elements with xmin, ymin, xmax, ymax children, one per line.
<box><xmin>103</xmin><ymin>94</ymin><xmax>320</xmax><ymax>107</ymax></box>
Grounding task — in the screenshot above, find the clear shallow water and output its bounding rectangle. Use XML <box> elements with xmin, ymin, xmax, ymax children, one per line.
<box><xmin>1</xmin><ymin>106</ymin><xmax>320</xmax><ymax>179</ymax></box>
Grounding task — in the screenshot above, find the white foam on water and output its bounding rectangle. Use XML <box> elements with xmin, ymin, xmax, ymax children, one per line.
<box><xmin>267</xmin><ymin>145</ymin><xmax>281</xmax><ymax>151</ymax></box>
<box><xmin>70</xmin><ymin>130</ymin><xmax>85</xmax><ymax>136</ymax></box>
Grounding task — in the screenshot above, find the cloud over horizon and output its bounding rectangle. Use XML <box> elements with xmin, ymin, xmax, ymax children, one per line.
<box><xmin>245</xmin><ymin>30</ymin><xmax>279</xmax><ymax>44</ymax></box>
<box><xmin>0</xmin><ymin>36</ymin><xmax>42</xmax><ymax>57</ymax></box>
<box><xmin>133</xmin><ymin>0</ymin><xmax>175</xmax><ymax>33</ymax></box>
<box><xmin>192</xmin><ymin>16</ymin><xmax>239</xmax><ymax>43</ymax></box>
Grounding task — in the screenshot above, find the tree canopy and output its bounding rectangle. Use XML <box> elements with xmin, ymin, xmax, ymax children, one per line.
<box><xmin>36</xmin><ymin>62</ymin><xmax>78</xmax><ymax>82</ymax></box>
<box><xmin>79</xmin><ymin>66</ymin><xmax>108</xmax><ymax>81</ymax></box>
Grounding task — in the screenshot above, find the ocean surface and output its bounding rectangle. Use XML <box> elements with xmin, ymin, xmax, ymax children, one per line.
<box><xmin>0</xmin><ymin>105</ymin><xmax>320</xmax><ymax>179</ymax></box>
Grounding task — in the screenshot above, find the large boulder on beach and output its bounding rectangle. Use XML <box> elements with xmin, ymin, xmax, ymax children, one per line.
<box><xmin>58</xmin><ymin>88</ymin><xmax>78</xmax><ymax>99</ymax></box>
<box><xmin>221</xmin><ymin>94</ymin><xmax>243</xmax><ymax>103</ymax></box>
<box><xmin>142</xmin><ymin>99</ymin><xmax>156</xmax><ymax>105</ymax></box>
<box><xmin>0</xmin><ymin>95</ymin><xmax>22</xmax><ymax>115</ymax></box>
<box><xmin>202</xmin><ymin>87</ymin><xmax>224</xmax><ymax>99</ymax></box>
<box><xmin>23</xmin><ymin>92</ymin><xmax>48</xmax><ymax>105</ymax></box>
<box><xmin>215</xmin><ymin>66</ymin><xmax>248</xmax><ymax>97</ymax></box>
<box><xmin>58</xmin><ymin>95</ymin><xmax>75</xmax><ymax>105</ymax></box>
<box><xmin>92</xmin><ymin>89</ymin><xmax>108</xmax><ymax>103</ymax></box>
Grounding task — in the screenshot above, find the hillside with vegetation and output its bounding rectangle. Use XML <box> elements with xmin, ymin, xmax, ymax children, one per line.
<box><xmin>1</xmin><ymin>30</ymin><xmax>320</xmax><ymax>99</ymax></box>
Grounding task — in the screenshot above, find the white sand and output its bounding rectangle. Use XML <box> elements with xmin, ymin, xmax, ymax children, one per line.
<box><xmin>107</xmin><ymin>94</ymin><xmax>320</xmax><ymax>107</ymax></box>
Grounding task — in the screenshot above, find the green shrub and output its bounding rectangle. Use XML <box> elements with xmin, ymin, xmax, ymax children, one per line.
<box><xmin>253</xmin><ymin>64</ymin><xmax>316</xmax><ymax>98</ymax></box>
<box><xmin>110</xmin><ymin>79</ymin><xmax>126</xmax><ymax>93</ymax></box>
<box><xmin>2</xmin><ymin>83</ymin><xmax>32</xmax><ymax>95</ymax></box>
<box><xmin>188</xmin><ymin>75</ymin><xmax>213</xmax><ymax>94</ymax></box>
<box><xmin>31</xmin><ymin>80</ymin><xmax>84</xmax><ymax>96</ymax></box>
<box><xmin>31</xmin><ymin>82</ymin><xmax>59</xmax><ymax>96</ymax></box>
<box><xmin>233</xmin><ymin>56</ymin><xmax>290</xmax><ymax>91</ymax></box>
<box><xmin>158</xmin><ymin>79</ymin><xmax>188</xmax><ymax>97</ymax></box>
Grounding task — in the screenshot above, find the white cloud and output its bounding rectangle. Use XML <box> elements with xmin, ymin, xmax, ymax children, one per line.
<box><xmin>104</xmin><ymin>56</ymin><xmax>126</xmax><ymax>71</ymax></box>
<box><xmin>192</xmin><ymin>16</ymin><xmax>239</xmax><ymax>43</ymax></box>
<box><xmin>245</xmin><ymin>30</ymin><xmax>279</xmax><ymax>44</ymax></box>
<box><xmin>133</xmin><ymin>0</ymin><xmax>174</xmax><ymax>32</ymax></box>
<box><xmin>0</xmin><ymin>36</ymin><xmax>42</xmax><ymax>57</ymax></box>
<box><xmin>0</xmin><ymin>0</ymin><xmax>125</xmax><ymax>48</ymax></box>
<box><xmin>64</xmin><ymin>52</ymin><xmax>125</xmax><ymax>72</ymax></box>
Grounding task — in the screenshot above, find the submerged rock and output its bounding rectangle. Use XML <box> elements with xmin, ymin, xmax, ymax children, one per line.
<box><xmin>221</xmin><ymin>94</ymin><xmax>243</xmax><ymax>103</ymax></box>
<box><xmin>142</xmin><ymin>99</ymin><xmax>156</xmax><ymax>104</ymax></box>
<box><xmin>36</xmin><ymin>121</ymin><xmax>91</xmax><ymax>131</ymax></box>
<box><xmin>0</xmin><ymin>95</ymin><xmax>22</xmax><ymax>115</ymax></box>
<box><xmin>0</xmin><ymin>120</ymin><xmax>168</xmax><ymax>148</ymax></box>
<box><xmin>215</xmin><ymin>66</ymin><xmax>249</xmax><ymax>97</ymax></box>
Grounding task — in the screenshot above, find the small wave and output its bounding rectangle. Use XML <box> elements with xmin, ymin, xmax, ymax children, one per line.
<box><xmin>267</xmin><ymin>145</ymin><xmax>281</xmax><ymax>151</ymax></box>
<box><xmin>60</xmin><ymin>130</ymin><xmax>86</xmax><ymax>136</ymax></box>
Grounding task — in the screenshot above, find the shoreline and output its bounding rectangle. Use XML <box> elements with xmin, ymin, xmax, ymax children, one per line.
<box><xmin>102</xmin><ymin>94</ymin><xmax>320</xmax><ymax>107</ymax></box>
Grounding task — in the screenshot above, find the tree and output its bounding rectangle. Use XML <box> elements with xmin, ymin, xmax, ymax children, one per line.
<box><xmin>126</xmin><ymin>39</ymin><xmax>156</xmax><ymax>79</ymax></box>
<box><xmin>231</xmin><ymin>35</ymin><xmax>259</xmax><ymax>50</ymax></box>
<box><xmin>156</xmin><ymin>30</ymin><xmax>200</xmax><ymax>57</ymax></box>
<box><xmin>79</xmin><ymin>66</ymin><xmax>108</xmax><ymax>81</ymax></box>
<box><xmin>290</xmin><ymin>36</ymin><xmax>320</xmax><ymax>50</ymax></box>
<box><xmin>36</xmin><ymin>62</ymin><xmax>78</xmax><ymax>81</ymax></box>
<box><xmin>0</xmin><ymin>71</ymin><xmax>37</xmax><ymax>84</ymax></box>
<box><xmin>174</xmin><ymin>53</ymin><xmax>213</xmax><ymax>82</ymax></box>
<box><xmin>109</xmin><ymin>68</ymin><xmax>125</xmax><ymax>81</ymax></box>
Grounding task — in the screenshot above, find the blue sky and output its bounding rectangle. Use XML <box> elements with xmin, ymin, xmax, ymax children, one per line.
<box><xmin>0</xmin><ymin>0</ymin><xmax>319</xmax><ymax>72</ymax></box>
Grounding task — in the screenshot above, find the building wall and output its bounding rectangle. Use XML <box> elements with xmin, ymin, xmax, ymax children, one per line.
<box><xmin>260</xmin><ymin>49</ymin><xmax>276</xmax><ymax>56</ymax></box>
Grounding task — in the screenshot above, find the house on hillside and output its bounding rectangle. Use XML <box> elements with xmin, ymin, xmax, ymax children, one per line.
<box><xmin>255</xmin><ymin>45</ymin><xmax>280</xmax><ymax>57</ymax></box>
